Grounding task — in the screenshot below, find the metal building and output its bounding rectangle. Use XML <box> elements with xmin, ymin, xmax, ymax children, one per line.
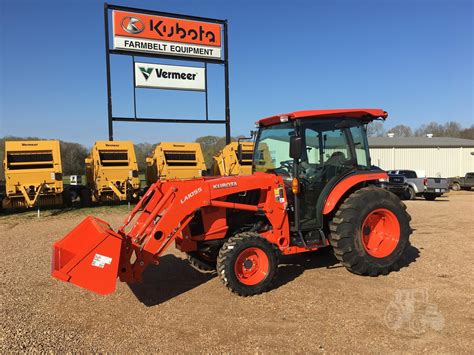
<box><xmin>368</xmin><ymin>137</ymin><xmax>474</xmax><ymax>177</ymax></box>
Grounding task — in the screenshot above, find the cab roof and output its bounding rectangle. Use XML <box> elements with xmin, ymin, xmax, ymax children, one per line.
<box><xmin>257</xmin><ymin>109</ymin><xmax>388</xmax><ymax>126</ymax></box>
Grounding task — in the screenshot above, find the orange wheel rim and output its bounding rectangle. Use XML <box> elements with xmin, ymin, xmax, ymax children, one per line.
<box><xmin>361</xmin><ymin>208</ymin><xmax>400</xmax><ymax>258</ymax></box>
<box><xmin>234</xmin><ymin>247</ymin><xmax>269</xmax><ymax>285</ymax></box>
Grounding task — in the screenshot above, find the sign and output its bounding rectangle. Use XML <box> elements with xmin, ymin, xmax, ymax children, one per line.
<box><xmin>112</xmin><ymin>10</ymin><xmax>222</xmax><ymax>59</ymax></box>
<box><xmin>135</xmin><ymin>62</ymin><xmax>206</xmax><ymax>91</ymax></box>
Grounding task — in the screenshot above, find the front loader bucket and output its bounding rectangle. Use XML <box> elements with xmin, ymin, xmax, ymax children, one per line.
<box><xmin>52</xmin><ymin>216</ymin><xmax>123</xmax><ymax>295</ymax></box>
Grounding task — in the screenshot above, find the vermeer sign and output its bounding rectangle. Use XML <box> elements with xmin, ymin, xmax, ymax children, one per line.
<box><xmin>135</xmin><ymin>62</ymin><xmax>206</xmax><ymax>91</ymax></box>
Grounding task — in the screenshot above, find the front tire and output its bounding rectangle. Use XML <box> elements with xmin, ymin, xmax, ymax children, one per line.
<box><xmin>451</xmin><ymin>182</ymin><xmax>461</xmax><ymax>191</ymax></box>
<box><xmin>329</xmin><ymin>186</ymin><xmax>411</xmax><ymax>276</ymax></box>
<box><xmin>217</xmin><ymin>232</ymin><xmax>278</xmax><ymax>296</ymax></box>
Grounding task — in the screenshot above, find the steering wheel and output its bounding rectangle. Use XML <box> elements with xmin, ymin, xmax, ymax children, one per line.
<box><xmin>300</xmin><ymin>165</ymin><xmax>325</xmax><ymax>185</ymax></box>
<box><xmin>279</xmin><ymin>160</ymin><xmax>293</xmax><ymax>172</ymax></box>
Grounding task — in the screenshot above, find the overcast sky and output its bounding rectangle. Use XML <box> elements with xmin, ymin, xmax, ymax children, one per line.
<box><xmin>1</xmin><ymin>0</ymin><xmax>472</xmax><ymax>146</ymax></box>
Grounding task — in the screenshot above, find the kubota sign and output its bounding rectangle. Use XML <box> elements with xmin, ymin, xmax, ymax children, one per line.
<box><xmin>134</xmin><ymin>62</ymin><xmax>206</xmax><ymax>91</ymax></box>
<box><xmin>112</xmin><ymin>10</ymin><xmax>222</xmax><ymax>59</ymax></box>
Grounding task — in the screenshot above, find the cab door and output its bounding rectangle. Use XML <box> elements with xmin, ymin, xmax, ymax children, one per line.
<box><xmin>297</xmin><ymin>121</ymin><xmax>371</xmax><ymax>230</ymax></box>
<box><xmin>298</xmin><ymin>123</ymin><xmax>353</xmax><ymax>230</ymax></box>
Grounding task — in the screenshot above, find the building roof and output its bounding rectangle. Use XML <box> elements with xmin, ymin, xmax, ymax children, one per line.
<box><xmin>368</xmin><ymin>137</ymin><xmax>474</xmax><ymax>148</ymax></box>
<box><xmin>258</xmin><ymin>109</ymin><xmax>387</xmax><ymax>126</ymax></box>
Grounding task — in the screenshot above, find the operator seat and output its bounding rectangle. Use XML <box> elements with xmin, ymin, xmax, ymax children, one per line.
<box><xmin>299</xmin><ymin>151</ymin><xmax>349</xmax><ymax>230</ymax></box>
<box><xmin>323</xmin><ymin>151</ymin><xmax>347</xmax><ymax>180</ymax></box>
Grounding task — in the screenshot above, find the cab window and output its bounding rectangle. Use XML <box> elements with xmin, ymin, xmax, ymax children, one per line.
<box><xmin>349</xmin><ymin>125</ymin><xmax>370</xmax><ymax>168</ymax></box>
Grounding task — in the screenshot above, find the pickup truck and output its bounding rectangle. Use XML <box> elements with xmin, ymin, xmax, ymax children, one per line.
<box><xmin>448</xmin><ymin>173</ymin><xmax>474</xmax><ymax>191</ymax></box>
<box><xmin>372</xmin><ymin>166</ymin><xmax>409</xmax><ymax>199</ymax></box>
<box><xmin>387</xmin><ymin>169</ymin><xmax>449</xmax><ymax>200</ymax></box>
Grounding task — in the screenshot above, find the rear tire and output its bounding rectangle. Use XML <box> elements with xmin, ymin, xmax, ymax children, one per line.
<box><xmin>407</xmin><ymin>186</ymin><xmax>416</xmax><ymax>200</ymax></box>
<box><xmin>80</xmin><ymin>188</ymin><xmax>92</xmax><ymax>207</ymax></box>
<box><xmin>424</xmin><ymin>193</ymin><xmax>437</xmax><ymax>201</ymax></box>
<box><xmin>329</xmin><ymin>186</ymin><xmax>411</xmax><ymax>276</ymax></box>
<box><xmin>62</xmin><ymin>190</ymin><xmax>73</xmax><ymax>207</ymax></box>
<box><xmin>217</xmin><ymin>232</ymin><xmax>278</xmax><ymax>296</ymax></box>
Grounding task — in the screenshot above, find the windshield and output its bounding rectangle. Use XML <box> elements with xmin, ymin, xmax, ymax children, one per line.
<box><xmin>253</xmin><ymin>119</ymin><xmax>371</xmax><ymax>174</ymax></box>
<box><xmin>253</xmin><ymin>122</ymin><xmax>294</xmax><ymax>173</ymax></box>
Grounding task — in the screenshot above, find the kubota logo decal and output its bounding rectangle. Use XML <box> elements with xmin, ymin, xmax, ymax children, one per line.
<box><xmin>213</xmin><ymin>182</ymin><xmax>237</xmax><ymax>189</ymax></box>
<box><xmin>121</xmin><ymin>16</ymin><xmax>145</xmax><ymax>34</ymax></box>
<box><xmin>180</xmin><ymin>187</ymin><xmax>203</xmax><ymax>204</ymax></box>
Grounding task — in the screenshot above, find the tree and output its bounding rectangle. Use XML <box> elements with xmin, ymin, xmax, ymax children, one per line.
<box><xmin>415</xmin><ymin>122</ymin><xmax>444</xmax><ymax>137</ymax></box>
<box><xmin>415</xmin><ymin>121</ymin><xmax>463</xmax><ymax>137</ymax></box>
<box><xmin>460</xmin><ymin>125</ymin><xmax>474</xmax><ymax>140</ymax></box>
<box><xmin>387</xmin><ymin>125</ymin><xmax>413</xmax><ymax>137</ymax></box>
<box><xmin>134</xmin><ymin>142</ymin><xmax>156</xmax><ymax>173</ymax></box>
<box><xmin>443</xmin><ymin>121</ymin><xmax>462</xmax><ymax>138</ymax></box>
<box><xmin>60</xmin><ymin>141</ymin><xmax>88</xmax><ymax>176</ymax></box>
<box><xmin>195</xmin><ymin>135</ymin><xmax>233</xmax><ymax>168</ymax></box>
<box><xmin>366</xmin><ymin>121</ymin><xmax>386</xmax><ymax>137</ymax></box>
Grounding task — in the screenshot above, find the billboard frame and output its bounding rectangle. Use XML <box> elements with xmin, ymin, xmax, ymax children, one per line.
<box><xmin>104</xmin><ymin>3</ymin><xmax>231</xmax><ymax>143</ymax></box>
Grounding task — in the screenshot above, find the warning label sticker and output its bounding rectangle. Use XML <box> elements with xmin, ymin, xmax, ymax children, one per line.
<box><xmin>91</xmin><ymin>254</ymin><xmax>112</xmax><ymax>268</ymax></box>
<box><xmin>274</xmin><ymin>186</ymin><xmax>285</xmax><ymax>203</ymax></box>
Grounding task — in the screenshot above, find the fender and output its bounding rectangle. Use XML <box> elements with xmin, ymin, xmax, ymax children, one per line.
<box><xmin>322</xmin><ymin>172</ymin><xmax>388</xmax><ymax>215</ymax></box>
<box><xmin>406</xmin><ymin>181</ymin><xmax>419</xmax><ymax>194</ymax></box>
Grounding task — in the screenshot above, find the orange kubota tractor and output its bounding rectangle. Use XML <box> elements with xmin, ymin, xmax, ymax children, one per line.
<box><xmin>52</xmin><ymin>109</ymin><xmax>412</xmax><ymax>296</ymax></box>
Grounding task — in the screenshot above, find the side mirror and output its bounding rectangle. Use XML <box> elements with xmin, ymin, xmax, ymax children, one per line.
<box><xmin>289</xmin><ymin>136</ymin><xmax>303</xmax><ymax>159</ymax></box>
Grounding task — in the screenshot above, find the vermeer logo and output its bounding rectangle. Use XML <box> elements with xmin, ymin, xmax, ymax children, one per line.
<box><xmin>139</xmin><ymin>66</ymin><xmax>197</xmax><ymax>81</ymax></box>
<box><xmin>139</xmin><ymin>67</ymin><xmax>153</xmax><ymax>80</ymax></box>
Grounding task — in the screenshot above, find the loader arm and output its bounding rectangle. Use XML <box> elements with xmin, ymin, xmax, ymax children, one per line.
<box><xmin>52</xmin><ymin>173</ymin><xmax>289</xmax><ymax>295</ymax></box>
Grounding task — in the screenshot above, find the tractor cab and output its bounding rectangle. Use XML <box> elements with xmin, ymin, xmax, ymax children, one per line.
<box><xmin>253</xmin><ymin>109</ymin><xmax>385</xmax><ymax>232</ymax></box>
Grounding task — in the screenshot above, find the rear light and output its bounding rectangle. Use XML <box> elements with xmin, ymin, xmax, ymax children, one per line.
<box><xmin>291</xmin><ymin>178</ymin><xmax>299</xmax><ymax>194</ymax></box>
<box><xmin>423</xmin><ymin>178</ymin><xmax>428</xmax><ymax>186</ymax></box>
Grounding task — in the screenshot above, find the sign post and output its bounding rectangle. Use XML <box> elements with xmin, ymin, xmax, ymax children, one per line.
<box><xmin>103</xmin><ymin>3</ymin><xmax>231</xmax><ymax>143</ymax></box>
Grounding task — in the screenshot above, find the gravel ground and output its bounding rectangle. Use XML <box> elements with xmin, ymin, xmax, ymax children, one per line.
<box><xmin>1</xmin><ymin>192</ymin><xmax>473</xmax><ymax>353</ymax></box>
